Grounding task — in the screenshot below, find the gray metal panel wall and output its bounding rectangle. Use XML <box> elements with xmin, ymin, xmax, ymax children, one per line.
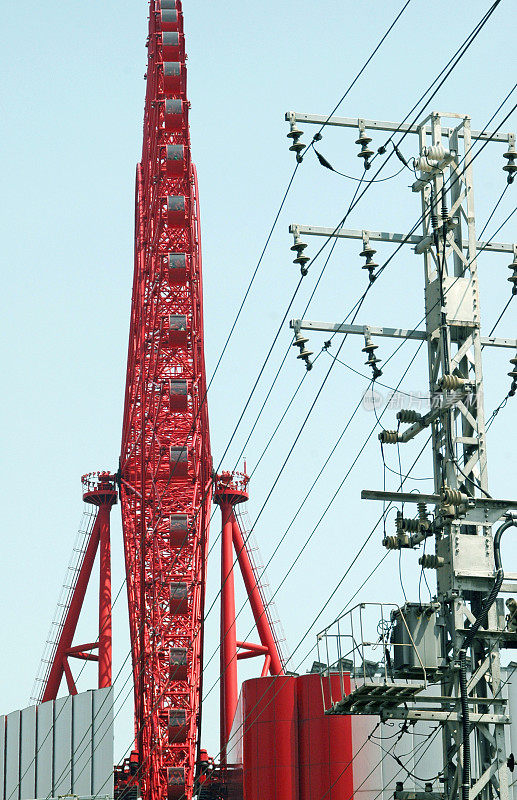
<box><xmin>19</xmin><ymin>706</ymin><xmax>36</xmax><ymax>800</ymax></box>
<box><xmin>5</xmin><ymin>711</ymin><xmax>20</xmax><ymax>800</ymax></box>
<box><xmin>0</xmin><ymin>717</ymin><xmax>6</xmax><ymax>800</ymax></box>
<box><xmin>53</xmin><ymin>696</ymin><xmax>72</xmax><ymax>796</ymax></box>
<box><xmin>351</xmin><ymin>715</ymin><xmax>383</xmax><ymax>800</ymax></box>
<box><xmin>72</xmin><ymin>691</ymin><xmax>93</xmax><ymax>796</ymax></box>
<box><xmin>35</xmin><ymin>700</ymin><xmax>53</xmax><ymax>799</ymax></box>
<box><xmin>91</xmin><ymin>688</ymin><xmax>113</xmax><ymax>798</ymax></box>
<box><xmin>0</xmin><ymin>688</ymin><xmax>113</xmax><ymax>800</ymax></box>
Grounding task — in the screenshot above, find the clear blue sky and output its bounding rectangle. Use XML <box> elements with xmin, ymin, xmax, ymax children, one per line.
<box><xmin>1</xmin><ymin>0</ymin><xmax>516</xmax><ymax>760</ymax></box>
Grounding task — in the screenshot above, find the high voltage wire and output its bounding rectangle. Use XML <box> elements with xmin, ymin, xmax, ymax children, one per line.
<box><xmin>106</xmin><ymin>111</ymin><xmax>515</xmax><ymax>800</ymax></box>
<box><xmin>138</xmin><ymin>29</ymin><xmax>517</xmax><ymax>629</ymax></box>
<box><xmin>238</xmin><ymin>82</ymin><xmax>517</xmax><ymax>477</ymax></box>
<box><xmin>120</xmin><ymin>0</ymin><xmax>421</xmax><ymax>496</ymax></box>
<box><xmin>206</xmin><ymin>0</ymin><xmax>415</xmax><ymax>390</ymax></box>
<box><xmin>91</xmin><ymin>422</ymin><xmax>440</xmax><ymax>800</ymax></box>
<box><xmin>198</xmin><ymin>99</ymin><xmax>517</xmax><ymax>692</ymax></box>
<box><xmin>160</xmin><ymin>78</ymin><xmax>512</xmax><ymax>800</ymax></box>
<box><xmin>201</xmin><ymin>382</ymin><xmax>375</xmax><ymax>675</ymax></box>
<box><xmin>137</xmin><ymin>0</ymin><xmax>417</xmax><ymax>500</ymax></box>
<box><xmin>205</xmin><ymin>163</ymin><xmax>300</xmax><ymax>392</ymax></box>
<box><xmin>201</xmin><ymin>343</ymin><xmax>427</xmax><ymax>694</ymax></box>
<box><xmin>302</xmin><ymin>0</ymin><xmax>414</xmax><ymax>152</ymax></box>
<box><xmin>215</xmin><ymin>98</ymin><xmax>517</xmax><ymax>612</ymax></box>
<box><xmin>210</xmin><ymin>18</ymin><xmax>515</xmax><ymax>506</ymax></box>
<box><xmin>131</xmin><ymin>0</ymin><xmax>418</xmax><ymax>526</ymax></box>
<box><xmin>488</xmin><ymin>294</ymin><xmax>515</xmax><ymax>337</ymax></box>
<box><xmin>27</xmin><ymin>8</ymin><xmax>512</xmax><ymax>794</ymax></box>
<box><xmin>228</xmin><ymin>169</ymin><xmax>369</xmax><ymax>475</ymax></box>
<box><xmin>81</xmin><ymin>382</ymin><xmax>433</xmax><ymax>800</ymax></box>
<box><xmin>192</xmin><ymin>435</ymin><xmax>436</xmax><ymax>783</ymax></box>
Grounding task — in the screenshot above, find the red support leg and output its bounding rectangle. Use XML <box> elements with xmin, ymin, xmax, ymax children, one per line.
<box><xmin>42</xmin><ymin>472</ymin><xmax>117</xmax><ymax>703</ymax></box>
<box><xmin>261</xmin><ymin>655</ymin><xmax>271</xmax><ymax>678</ymax></box>
<box><xmin>98</xmin><ymin>504</ymin><xmax>112</xmax><ymax>688</ymax></box>
<box><xmin>231</xmin><ymin>517</ymin><xmax>283</xmax><ymax>676</ymax></box>
<box><xmin>220</xmin><ymin>502</ymin><xmax>238</xmax><ymax>766</ymax></box>
<box><xmin>42</xmin><ymin>516</ymin><xmax>101</xmax><ymax>702</ymax></box>
<box><xmin>63</xmin><ymin>657</ymin><xmax>78</xmax><ymax>695</ymax></box>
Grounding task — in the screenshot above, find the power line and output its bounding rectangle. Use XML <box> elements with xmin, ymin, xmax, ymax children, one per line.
<box><xmin>158</xmin><ymin>90</ymin><xmax>516</xmax><ymax>784</ymax></box>
<box><xmin>200</xmin><ymin>110</ymin><xmax>516</xmax><ymax>679</ymax></box>
<box><xmin>224</xmin><ymin>36</ymin><xmax>517</xmax><ymax>504</ymax></box>
<box><xmin>107</xmin><ymin>421</ymin><xmax>436</xmax><ymax>800</ymax></box>
<box><xmin>296</xmin><ymin>3</ymin><xmax>508</xmax><ymax>284</ymax></box>
<box><xmin>488</xmin><ymin>294</ymin><xmax>515</xmax><ymax>338</ymax></box>
<box><xmin>302</xmin><ymin>0</ymin><xmax>414</xmax><ymax>153</ymax></box>
<box><xmin>201</xmin><ymin>341</ymin><xmax>427</xmax><ymax>692</ymax></box>
<box><xmin>49</xmin><ymin>15</ymin><xmax>515</xmax><ymax>798</ymax></box>
<box><xmin>148</xmin><ymin>49</ymin><xmax>517</xmax><ymax>624</ymax></box>
<box><xmin>218</xmin><ymin>144</ymin><xmax>516</xmax><ymax>636</ymax></box>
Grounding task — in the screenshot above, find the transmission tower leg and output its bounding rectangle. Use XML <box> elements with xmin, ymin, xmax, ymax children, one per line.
<box><xmin>220</xmin><ymin>502</ymin><xmax>238</xmax><ymax>765</ymax></box>
<box><xmin>98</xmin><ymin>503</ymin><xmax>112</xmax><ymax>688</ymax></box>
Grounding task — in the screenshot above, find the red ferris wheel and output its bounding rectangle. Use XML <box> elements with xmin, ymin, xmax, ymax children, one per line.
<box><xmin>118</xmin><ymin>2</ymin><xmax>212</xmax><ymax>798</ymax></box>
<box><xmin>34</xmin><ymin>4</ymin><xmax>287</xmax><ymax>800</ymax></box>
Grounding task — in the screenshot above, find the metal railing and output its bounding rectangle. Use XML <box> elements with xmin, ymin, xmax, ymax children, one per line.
<box><xmin>316</xmin><ymin>602</ymin><xmax>427</xmax><ymax>713</ymax></box>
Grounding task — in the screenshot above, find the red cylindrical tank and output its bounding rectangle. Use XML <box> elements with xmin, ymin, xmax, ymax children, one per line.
<box><xmin>296</xmin><ymin>673</ymin><xmax>354</xmax><ymax>800</ymax></box>
<box><xmin>242</xmin><ymin>676</ymin><xmax>299</xmax><ymax>800</ymax></box>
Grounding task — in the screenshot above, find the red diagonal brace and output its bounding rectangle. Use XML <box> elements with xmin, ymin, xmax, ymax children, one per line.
<box><xmin>62</xmin><ymin>658</ymin><xmax>77</xmax><ymax>696</ymax></box>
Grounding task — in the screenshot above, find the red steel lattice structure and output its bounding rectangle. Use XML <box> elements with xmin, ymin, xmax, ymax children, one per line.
<box><xmin>119</xmin><ymin>3</ymin><xmax>212</xmax><ymax>799</ymax></box>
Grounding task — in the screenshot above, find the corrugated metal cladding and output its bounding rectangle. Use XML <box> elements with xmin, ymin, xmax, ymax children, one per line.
<box><xmin>0</xmin><ymin>687</ymin><xmax>113</xmax><ymax>800</ymax></box>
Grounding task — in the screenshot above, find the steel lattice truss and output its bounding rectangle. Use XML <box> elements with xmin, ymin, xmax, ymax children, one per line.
<box><xmin>120</xmin><ymin>3</ymin><xmax>212</xmax><ymax>799</ymax></box>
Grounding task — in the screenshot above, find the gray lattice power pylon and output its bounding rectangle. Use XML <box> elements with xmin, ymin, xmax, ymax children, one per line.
<box><xmin>287</xmin><ymin>109</ymin><xmax>517</xmax><ymax>800</ymax></box>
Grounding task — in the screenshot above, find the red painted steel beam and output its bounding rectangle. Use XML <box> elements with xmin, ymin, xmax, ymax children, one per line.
<box><xmin>98</xmin><ymin>503</ymin><xmax>112</xmax><ymax>688</ymax></box>
<box><xmin>68</xmin><ymin>652</ymin><xmax>100</xmax><ymax>662</ymax></box>
<box><xmin>261</xmin><ymin>655</ymin><xmax>271</xmax><ymax>678</ymax></box>
<box><xmin>42</xmin><ymin>515</ymin><xmax>101</xmax><ymax>702</ymax></box>
<box><xmin>236</xmin><ymin>641</ymin><xmax>269</xmax><ymax>654</ymax></box>
<box><xmin>231</xmin><ymin>518</ymin><xmax>284</xmax><ymax>676</ymax></box>
<box><xmin>42</xmin><ymin>472</ymin><xmax>116</xmax><ymax>702</ymax></box>
<box><xmin>237</xmin><ymin>651</ymin><xmax>268</xmax><ymax>661</ymax></box>
<box><xmin>66</xmin><ymin>642</ymin><xmax>99</xmax><ymax>654</ymax></box>
<box><xmin>62</xmin><ymin>658</ymin><xmax>78</xmax><ymax>696</ymax></box>
<box><xmin>220</xmin><ymin>502</ymin><xmax>238</xmax><ymax>766</ymax></box>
